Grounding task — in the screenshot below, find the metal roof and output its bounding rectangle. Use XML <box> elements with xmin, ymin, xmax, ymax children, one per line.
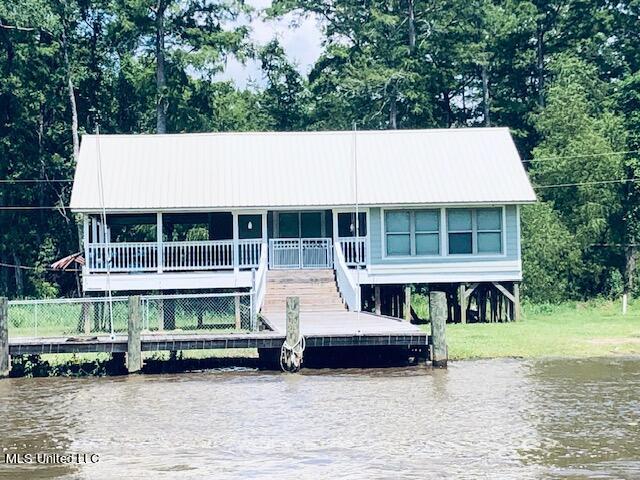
<box><xmin>70</xmin><ymin>128</ymin><xmax>536</xmax><ymax>212</ymax></box>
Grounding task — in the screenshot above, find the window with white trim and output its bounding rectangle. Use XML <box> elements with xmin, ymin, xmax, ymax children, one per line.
<box><xmin>447</xmin><ymin>208</ymin><xmax>502</xmax><ymax>255</ymax></box>
<box><xmin>385</xmin><ymin>209</ymin><xmax>440</xmax><ymax>256</ymax></box>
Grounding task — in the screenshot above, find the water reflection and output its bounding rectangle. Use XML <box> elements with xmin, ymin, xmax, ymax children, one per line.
<box><xmin>0</xmin><ymin>358</ymin><xmax>638</xmax><ymax>479</ymax></box>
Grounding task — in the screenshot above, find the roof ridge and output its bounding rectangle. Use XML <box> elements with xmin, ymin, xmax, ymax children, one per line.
<box><xmin>81</xmin><ymin>127</ymin><xmax>510</xmax><ymax>139</ymax></box>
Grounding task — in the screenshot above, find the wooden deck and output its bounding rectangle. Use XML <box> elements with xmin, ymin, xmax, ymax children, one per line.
<box><xmin>263</xmin><ymin>310</ymin><xmax>421</xmax><ymax>336</ymax></box>
<box><xmin>8</xmin><ymin>311</ymin><xmax>427</xmax><ymax>356</ymax></box>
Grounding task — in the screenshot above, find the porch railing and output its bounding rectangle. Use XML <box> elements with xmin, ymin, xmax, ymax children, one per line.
<box><xmin>164</xmin><ymin>240</ymin><xmax>234</xmax><ymax>271</ymax></box>
<box><xmin>87</xmin><ymin>239</ymin><xmax>264</xmax><ymax>273</ymax></box>
<box><xmin>87</xmin><ymin>243</ymin><xmax>158</xmax><ymax>272</ymax></box>
<box><xmin>269</xmin><ymin>238</ymin><xmax>333</xmax><ymax>269</ymax></box>
<box><xmin>337</xmin><ymin>237</ymin><xmax>367</xmax><ymax>266</ymax></box>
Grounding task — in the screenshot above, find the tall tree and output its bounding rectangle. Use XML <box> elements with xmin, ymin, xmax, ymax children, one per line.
<box><xmin>112</xmin><ymin>0</ymin><xmax>251</xmax><ymax>133</ymax></box>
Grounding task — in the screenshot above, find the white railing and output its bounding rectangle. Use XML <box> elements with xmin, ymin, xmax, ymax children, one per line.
<box><xmin>334</xmin><ymin>244</ymin><xmax>360</xmax><ymax>311</ymax></box>
<box><xmin>269</xmin><ymin>238</ymin><xmax>333</xmax><ymax>269</ymax></box>
<box><xmin>87</xmin><ymin>239</ymin><xmax>265</xmax><ymax>273</ymax></box>
<box><xmin>88</xmin><ymin>243</ymin><xmax>158</xmax><ymax>272</ymax></box>
<box><xmin>252</xmin><ymin>244</ymin><xmax>269</xmax><ymax>320</ymax></box>
<box><xmin>164</xmin><ymin>240</ymin><xmax>234</xmax><ymax>271</ymax></box>
<box><xmin>338</xmin><ymin>237</ymin><xmax>367</xmax><ymax>266</ymax></box>
<box><xmin>238</xmin><ymin>239</ymin><xmax>262</xmax><ymax>268</ymax></box>
<box><xmin>269</xmin><ymin>238</ymin><xmax>300</xmax><ymax>269</ymax></box>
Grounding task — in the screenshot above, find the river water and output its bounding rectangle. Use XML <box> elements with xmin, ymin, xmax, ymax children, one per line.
<box><xmin>1</xmin><ymin>357</ymin><xmax>639</xmax><ymax>479</ymax></box>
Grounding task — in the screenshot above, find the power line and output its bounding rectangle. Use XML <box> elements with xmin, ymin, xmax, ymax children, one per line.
<box><xmin>522</xmin><ymin>149</ymin><xmax>640</xmax><ymax>164</ymax></box>
<box><xmin>0</xmin><ymin>206</ymin><xmax>70</xmax><ymax>210</ymax></box>
<box><xmin>2</xmin><ymin>178</ymin><xmax>68</xmax><ymax>183</ymax></box>
<box><xmin>0</xmin><ymin>262</ymin><xmax>80</xmax><ymax>272</ymax></box>
<box><xmin>534</xmin><ymin>178</ymin><xmax>640</xmax><ymax>189</ymax></box>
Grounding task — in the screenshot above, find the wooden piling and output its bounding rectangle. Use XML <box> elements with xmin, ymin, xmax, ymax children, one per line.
<box><xmin>283</xmin><ymin>296</ymin><xmax>302</xmax><ymax>372</ymax></box>
<box><xmin>286</xmin><ymin>296</ymin><xmax>300</xmax><ymax>348</ymax></box>
<box><xmin>429</xmin><ymin>291</ymin><xmax>448</xmax><ymax>368</ymax></box>
<box><xmin>458</xmin><ymin>284</ymin><xmax>466</xmax><ymax>324</ymax></box>
<box><xmin>235</xmin><ymin>295</ymin><xmax>241</xmax><ymax>330</ymax></box>
<box><xmin>513</xmin><ymin>282</ymin><xmax>521</xmax><ymax>321</ymax></box>
<box><xmin>374</xmin><ymin>286</ymin><xmax>381</xmax><ymax>315</ymax></box>
<box><xmin>404</xmin><ymin>286</ymin><xmax>412</xmax><ymax>322</ymax></box>
<box><xmin>127</xmin><ymin>295</ymin><xmax>142</xmax><ymax>373</ymax></box>
<box><xmin>0</xmin><ymin>297</ymin><xmax>9</xmax><ymax>378</ymax></box>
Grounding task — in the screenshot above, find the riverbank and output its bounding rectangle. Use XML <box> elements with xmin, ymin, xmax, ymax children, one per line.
<box><xmin>438</xmin><ymin>299</ymin><xmax>640</xmax><ymax>360</ymax></box>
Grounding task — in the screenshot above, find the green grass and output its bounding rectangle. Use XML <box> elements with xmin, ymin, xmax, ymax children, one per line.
<box><xmin>421</xmin><ymin>298</ymin><xmax>640</xmax><ymax>360</ymax></box>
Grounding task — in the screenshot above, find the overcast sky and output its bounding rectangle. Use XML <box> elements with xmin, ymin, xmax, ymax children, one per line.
<box><xmin>217</xmin><ymin>0</ymin><xmax>324</xmax><ymax>88</ymax></box>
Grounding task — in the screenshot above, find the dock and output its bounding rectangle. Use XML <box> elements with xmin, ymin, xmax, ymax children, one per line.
<box><xmin>7</xmin><ymin>311</ymin><xmax>428</xmax><ymax>356</ymax></box>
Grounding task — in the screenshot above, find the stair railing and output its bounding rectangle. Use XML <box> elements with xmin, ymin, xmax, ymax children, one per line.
<box><xmin>251</xmin><ymin>243</ymin><xmax>269</xmax><ymax>327</ymax></box>
<box><xmin>334</xmin><ymin>243</ymin><xmax>361</xmax><ymax>312</ymax></box>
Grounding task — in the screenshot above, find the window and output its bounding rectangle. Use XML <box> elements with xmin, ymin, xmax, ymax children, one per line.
<box><xmin>415</xmin><ymin>210</ymin><xmax>440</xmax><ymax>255</ymax></box>
<box><xmin>447</xmin><ymin>210</ymin><xmax>472</xmax><ymax>254</ymax></box>
<box><xmin>385</xmin><ymin>209</ymin><xmax>440</xmax><ymax>256</ymax></box>
<box><xmin>337</xmin><ymin>212</ymin><xmax>367</xmax><ymax>237</ymax></box>
<box><xmin>477</xmin><ymin>208</ymin><xmax>502</xmax><ymax>253</ymax></box>
<box><xmin>385</xmin><ymin>211</ymin><xmax>411</xmax><ymax>256</ymax></box>
<box><xmin>239</xmin><ymin>214</ymin><xmax>262</xmax><ymax>239</ymax></box>
<box><xmin>447</xmin><ymin>208</ymin><xmax>502</xmax><ymax>255</ymax></box>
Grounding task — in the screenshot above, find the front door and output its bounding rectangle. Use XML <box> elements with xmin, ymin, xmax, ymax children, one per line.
<box><xmin>270</xmin><ymin>211</ymin><xmax>333</xmax><ymax>269</ymax></box>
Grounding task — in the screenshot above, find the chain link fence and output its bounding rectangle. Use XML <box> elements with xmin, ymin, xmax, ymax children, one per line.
<box><xmin>7</xmin><ymin>292</ymin><xmax>255</xmax><ymax>339</ymax></box>
<box><xmin>141</xmin><ymin>293</ymin><xmax>253</xmax><ymax>333</ymax></box>
<box><xmin>8</xmin><ymin>297</ymin><xmax>130</xmax><ymax>338</ymax></box>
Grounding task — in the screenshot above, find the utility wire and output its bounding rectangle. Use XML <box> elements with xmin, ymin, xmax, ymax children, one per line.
<box><xmin>0</xmin><ymin>179</ymin><xmax>73</xmax><ymax>183</ymax></box>
<box><xmin>522</xmin><ymin>149</ymin><xmax>640</xmax><ymax>164</ymax></box>
<box><xmin>0</xmin><ymin>262</ymin><xmax>80</xmax><ymax>272</ymax></box>
<box><xmin>533</xmin><ymin>178</ymin><xmax>640</xmax><ymax>190</ymax></box>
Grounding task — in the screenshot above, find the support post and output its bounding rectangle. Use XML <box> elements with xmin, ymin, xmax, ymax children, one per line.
<box><xmin>0</xmin><ymin>297</ymin><xmax>9</xmax><ymax>378</ymax></box>
<box><xmin>127</xmin><ymin>295</ymin><xmax>142</xmax><ymax>374</ymax></box>
<box><xmin>404</xmin><ymin>286</ymin><xmax>412</xmax><ymax>322</ymax></box>
<box><xmin>429</xmin><ymin>291</ymin><xmax>448</xmax><ymax>368</ymax></box>
<box><xmin>513</xmin><ymin>282</ymin><xmax>521</xmax><ymax>322</ymax></box>
<box><xmin>374</xmin><ymin>286</ymin><xmax>381</xmax><ymax>315</ymax></box>
<box><xmin>232</xmin><ymin>212</ymin><xmax>239</xmax><ymax>273</ymax></box>
<box><xmin>235</xmin><ymin>295</ymin><xmax>241</xmax><ymax>330</ymax></box>
<box><xmin>458</xmin><ymin>284</ymin><xmax>467</xmax><ymax>324</ymax></box>
<box><xmin>157</xmin><ymin>212</ymin><xmax>163</xmax><ymax>273</ymax></box>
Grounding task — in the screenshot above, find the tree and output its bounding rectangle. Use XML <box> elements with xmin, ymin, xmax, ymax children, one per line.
<box><xmin>530</xmin><ymin>55</ymin><xmax>630</xmax><ymax>296</ymax></box>
<box><xmin>520</xmin><ymin>202</ymin><xmax>582</xmax><ymax>303</ymax></box>
<box><xmin>259</xmin><ymin>40</ymin><xmax>308</xmax><ymax>130</ymax></box>
<box><xmin>112</xmin><ymin>0</ymin><xmax>251</xmax><ymax>133</ymax></box>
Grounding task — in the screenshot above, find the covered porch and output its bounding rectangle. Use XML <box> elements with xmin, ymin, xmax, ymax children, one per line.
<box><xmin>81</xmin><ymin>209</ymin><xmax>368</xmax><ymax>291</ymax></box>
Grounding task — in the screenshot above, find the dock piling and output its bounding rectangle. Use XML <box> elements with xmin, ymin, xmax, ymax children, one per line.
<box><xmin>0</xmin><ymin>297</ymin><xmax>9</xmax><ymax>378</ymax></box>
<box><xmin>127</xmin><ymin>295</ymin><xmax>142</xmax><ymax>373</ymax></box>
<box><xmin>281</xmin><ymin>296</ymin><xmax>303</xmax><ymax>372</ymax></box>
<box><xmin>429</xmin><ymin>291</ymin><xmax>448</xmax><ymax>368</ymax></box>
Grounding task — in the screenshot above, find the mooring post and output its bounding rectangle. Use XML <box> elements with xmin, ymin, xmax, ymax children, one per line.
<box><xmin>0</xmin><ymin>297</ymin><xmax>9</xmax><ymax>378</ymax></box>
<box><xmin>429</xmin><ymin>291</ymin><xmax>448</xmax><ymax>368</ymax></box>
<box><xmin>282</xmin><ymin>296</ymin><xmax>303</xmax><ymax>372</ymax></box>
<box><xmin>127</xmin><ymin>295</ymin><xmax>142</xmax><ymax>374</ymax></box>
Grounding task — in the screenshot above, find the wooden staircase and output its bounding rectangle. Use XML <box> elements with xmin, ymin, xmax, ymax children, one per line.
<box><xmin>261</xmin><ymin>269</ymin><xmax>347</xmax><ymax>314</ymax></box>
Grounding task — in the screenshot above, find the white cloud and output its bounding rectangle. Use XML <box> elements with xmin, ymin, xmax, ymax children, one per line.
<box><xmin>218</xmin><ymin>0</ymin><xmax>324</xmax><ymax>89</ymax></box>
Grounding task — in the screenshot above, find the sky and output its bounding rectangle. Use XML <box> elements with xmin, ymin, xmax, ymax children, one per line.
<box><xmin>218</xmin><ymin>0</ymin><xmax>324</xmax><ymax>89</ymax></box>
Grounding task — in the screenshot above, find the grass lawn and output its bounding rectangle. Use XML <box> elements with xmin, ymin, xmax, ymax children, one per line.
<box><xmin>422</xmin><ymin>298</ymin><xmax>640</xmax><ymax>360</ymax></box>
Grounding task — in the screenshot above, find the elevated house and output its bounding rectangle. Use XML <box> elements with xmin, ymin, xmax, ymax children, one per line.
<box><xmin>70</xmin><ymin>128</ymin><xmax>536</xmax><ymax>323</ymax></box>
